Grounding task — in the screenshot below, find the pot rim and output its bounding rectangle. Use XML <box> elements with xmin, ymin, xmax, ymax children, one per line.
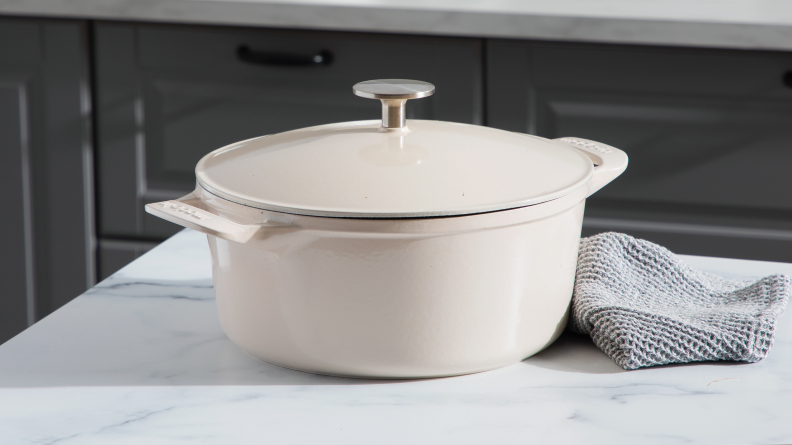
<box><xmin>196</xmin><ymin>170</ymin><xmax>592</xmax><ymax>221</ymax></box>
<box><xmin>195</xmin><ymin>184</ymin><xmax>591</xmax><ymax>236</ymax></box>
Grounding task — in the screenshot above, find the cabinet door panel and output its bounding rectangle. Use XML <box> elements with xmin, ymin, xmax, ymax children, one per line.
<box><xmin>540</xmin><ymin>91</ymin><xmax>792</xmax><ymax>209</ymax></box>
<box><xmin>96</xmin><ymin>23</ymin><xmax>483</xmax><ymax>240</ymax></box>
<box><xmin>487</xmin><ymin>40</ymin><xmax>792</xmax><ymax>261</ymax></box>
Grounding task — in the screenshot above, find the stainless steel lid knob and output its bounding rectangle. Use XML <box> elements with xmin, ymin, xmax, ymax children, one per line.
<box><xmin>353</xmin><ymin>79</ymin><xmax>435</xmax><ymax>130</ymax></box>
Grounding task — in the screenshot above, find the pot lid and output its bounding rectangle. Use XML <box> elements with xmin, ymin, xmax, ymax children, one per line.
<box><xmin>195</xmin><ymin>79</ymin><xmax>594</xmax><ymax>218</ymax></box>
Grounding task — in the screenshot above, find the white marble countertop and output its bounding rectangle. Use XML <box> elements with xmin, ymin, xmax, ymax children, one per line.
<box><xmin>4</xmin><ymin>0</ymin><xmax>792</xmax><ymax>51</ymax></box>
<box><xmin>2</xmin><ymin>228</ymin><xmax>792</xmax><ymax>444</ymax></box>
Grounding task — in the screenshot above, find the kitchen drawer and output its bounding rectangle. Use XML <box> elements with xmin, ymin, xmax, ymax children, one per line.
<box><xmin>98</xmin><ymin>239</ymin><xmax>159</xmax><ymax>281</ymax></box>
<box><xmin>95</xmin><ymin>22</ymin><xmax>483</xmax><ymax>240</ymax></box>
<box><xmin>487</xmin><ymin>40</ymin><xmax>792</xmax><ymax>261</ymax></box>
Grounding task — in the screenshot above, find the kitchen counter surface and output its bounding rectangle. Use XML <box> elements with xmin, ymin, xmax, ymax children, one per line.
<box><xmin>1</xmin><ymin>228</ymin><xmax>792</xmax><ymax>444</ymax></box>
<box><xmin>4</xmin><ymin>0</ymin><xmax>792</xmax><ymax>51</ymax></box>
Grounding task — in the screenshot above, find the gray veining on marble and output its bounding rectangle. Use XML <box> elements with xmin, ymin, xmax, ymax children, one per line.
<box><xmin>1</xmin><ymin>229</ymin><xmax>791</xmax><ymax>444</ymax></box>
<box><xmin>4</xmin><ymin>0</ymin><xmax>792</xmax><ymax>51</ymax></box>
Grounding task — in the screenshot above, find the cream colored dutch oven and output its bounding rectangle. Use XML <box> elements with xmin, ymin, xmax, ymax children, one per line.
<box><xmin>146</xmin><ymin>80</ymin><xmax>628</xmax><ymax>378</ymax></box>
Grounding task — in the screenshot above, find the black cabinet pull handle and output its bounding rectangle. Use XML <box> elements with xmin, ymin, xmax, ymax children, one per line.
<box><xmin>784</xmin><ymin>71</ymin><xmax>792</xmax><ymax>89</ymax></box>
<box><xmin>237</xmin><ymin>45</ymin><xmax>333</xmax><ymax>67</ymax></box>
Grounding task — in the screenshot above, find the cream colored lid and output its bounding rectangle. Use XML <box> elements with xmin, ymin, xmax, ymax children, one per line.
<box><xmin>195</xmin><ymin>80</ymin><xmax>593</xmax><ymax>218</ymax></box>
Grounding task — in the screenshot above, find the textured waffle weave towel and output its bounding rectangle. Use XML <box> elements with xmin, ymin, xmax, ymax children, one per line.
<box><xmin>571</xmin><ymin>232</ymin><xmax>790</xmax><ymax>370</ymax></box>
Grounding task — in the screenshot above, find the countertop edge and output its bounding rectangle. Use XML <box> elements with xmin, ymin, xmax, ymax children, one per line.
<box><xmin>3</xmin><ymin>0</ymin><xmax>792</xmax><ymax>51</ymax></box>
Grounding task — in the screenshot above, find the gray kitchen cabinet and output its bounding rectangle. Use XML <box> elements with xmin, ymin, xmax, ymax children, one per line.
<box><xmin>0</xmin><ymin>17</ymin><xmax>94</xmax><ymax>343</ymax></box>
<box><xmin>95</xmin><ymin>22</ymin><xmax>483</xmax><ymax>242</ymax></box>
<box><xmin>487</xmin><ymin>40</ymin><xmax>792</xmax><ymax>261</ymax></box>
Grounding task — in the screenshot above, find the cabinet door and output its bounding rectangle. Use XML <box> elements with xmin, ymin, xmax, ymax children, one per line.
<box><xmin>487</xmin><ymin>40</ymin><xmax>792</xmax><ymax>261</ymax></box>
<box><xmin>95</xmin><ymin>23</ymin><xmax>483</xmax><ymax>240</ymax></box>
<box><xmin>0</xmin><ymin>18</ymin><xmax>94</xmax><ymax>342</ymax></box>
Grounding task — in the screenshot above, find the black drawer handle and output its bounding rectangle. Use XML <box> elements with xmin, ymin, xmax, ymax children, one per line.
<box><xmin>784</xmin><ymin>71</ymin><xmax>792</xmax><ymax>89</ymax></box>
<box><xmin>237</xmin><ymin>45</ymin><xmax>333</xmax><ymax>67</ymax></box>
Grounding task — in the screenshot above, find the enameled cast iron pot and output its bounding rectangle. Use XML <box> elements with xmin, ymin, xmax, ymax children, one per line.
<box><xmin>146</xmin><ymin>80</ymin><xmax>628</xmax><ymax>378</ymax></box>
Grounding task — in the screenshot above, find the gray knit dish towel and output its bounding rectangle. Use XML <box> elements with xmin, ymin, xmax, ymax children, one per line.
<box><xmin>571</xmin><ymin>232</ymin><xmax>790</xmax><ymax>370</ymax></box>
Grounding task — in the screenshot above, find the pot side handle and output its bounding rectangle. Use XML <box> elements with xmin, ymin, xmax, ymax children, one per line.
<box><xmin>552</xmin><ymin>137</ymin><xmax>628</xmax><ymax>197</ymax></box>
<box><xmin>145</xmin><ymin>194</ymin><xmax>262</xmax><ymax>244</ymax></box>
